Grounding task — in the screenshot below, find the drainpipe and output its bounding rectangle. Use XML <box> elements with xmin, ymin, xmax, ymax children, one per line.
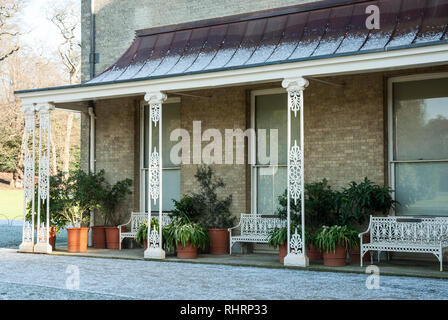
<box><xmin>89</xmin><ymin>0</ymin><xmax>96</xmax><ymax>80</ymax></box>
<box><xmin>87</xmin><ymin>103</ymin><xmax>96</xmax><ymax>246</ymax></box>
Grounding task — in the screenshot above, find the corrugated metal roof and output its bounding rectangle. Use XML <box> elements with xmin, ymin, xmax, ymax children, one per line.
<box><xmin>87</xmin><ymin>0</ymin><xmax>448</xmax><ymax>85</ymax></box>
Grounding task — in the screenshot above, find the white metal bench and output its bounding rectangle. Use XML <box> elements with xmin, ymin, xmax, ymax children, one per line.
<box><xmin>118</xmin><ymin>212</ymin><xmax>172</xmax><ymax>250</ymax></box>
<box><xmin>359</xmin><ymin>216</ymin><xmax>448</xmax><ymax>271</ymax></box>
<box><xmin>228</xmin><ymin>213</ymin><xmax>286</xmax><ymax>255</ymax></box>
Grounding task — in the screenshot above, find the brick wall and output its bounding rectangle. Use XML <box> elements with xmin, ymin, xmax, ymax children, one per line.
<box><xmin>93</xmin><ymin>97</ymin><xmax>139</xmax><ymax>225</ymax></box>
<box><xmin>81</xmin><ymin>0</ymin><xmax>319</xmax><ymax>82</ymax></box>
<box><xmin>80</xmin><ymin>66</ymin><xmax>448</xmax><ymax>223</ymax></box>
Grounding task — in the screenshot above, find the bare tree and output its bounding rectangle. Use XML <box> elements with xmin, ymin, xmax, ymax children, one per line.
<box><xmin>0</xmin><ymin>0</ymin><xmax>23</xmax><ymax>63</ymax></box>
<box><xmin>47</xmin><ymin>1</ymin><xmax>81</xmax><ymax>176</ymax></box>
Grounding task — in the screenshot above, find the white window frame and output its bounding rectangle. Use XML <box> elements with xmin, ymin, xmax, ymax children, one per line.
<box><xmin>250</xmin><ymin>88</ymin><xmax>287</xmax><ymax>215</ymax></box>
<box><xmin>139</xmin><ymin>97</ymin><xmax>181</xmax><ymax>213</ymax></box>
<box><xmin>387</xmin><ymin>72</ymin><xmax>448</xmax><ymax>215</ymax></box>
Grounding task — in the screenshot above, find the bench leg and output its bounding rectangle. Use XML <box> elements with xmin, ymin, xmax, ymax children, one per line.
<box><xmin>229</xmin><ymin>240</ymin><xmax>233</xmax><ymax>255</ymax></box>
<box><xmin>377</xmin><ymin>251</ymin><xmax>380</xmax><ymax>263</ymax></box>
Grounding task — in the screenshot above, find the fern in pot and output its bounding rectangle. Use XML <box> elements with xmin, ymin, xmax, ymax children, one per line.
<box><xmin>163</xmin><ymin>196</ymin><xmax>209</xmax><ymax>259</ymax></box>
<box><xmin>314</xmin><ymin>225</ymin><xmax>359</xmax><ymax>267</ymax></box>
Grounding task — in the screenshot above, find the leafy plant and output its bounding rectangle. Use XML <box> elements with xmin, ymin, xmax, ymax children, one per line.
<box><xmin>268</xmin><ymin>226</ymin><xmax>312</xmax><ymax>248</ymax></box>
<box><xmin>163</xmin><ymin>217</ymin><xmax>209</xmax><ymax>250</ymax></box>
<box><xmin>135</xmin><ymin>218</ymin><xmax>159</xmax><ymax>246</ymax></box>
<box><xmin>99</xmin><ymin>176</ymin><xmax>133</xmax><ymax>226</ymax></box>
<box><xmin>26</xmin><ymin>172</ymin><xmax>70</xmax><ymax>231</ymax></box>
<box><xmin>67</xmin><ymin>169</ymin><xmax>105</xmax><ymax>226</ymax></box>
<box><xmin>191</xmin><ymin>165</ymin><xmax>234</xmax><ymax>229</ymax></box>
<box><xmin>276</xmin><ymin>179</ymin><xmax>339</xmax><ymax>233</ymax></box>
<box><xmin>336</xmin><ymin>178</ymin><xmax>397</xmax><ymax>228</ymax></box>
<box><xmin>170</xmin><ymin>195</ymin><xmax>201</xmax><ymax>223</ymax></box>
<box><xmin>314</xmin><ymin>225</ymin><xmax>359</xmax><ymax>253</ymax></box>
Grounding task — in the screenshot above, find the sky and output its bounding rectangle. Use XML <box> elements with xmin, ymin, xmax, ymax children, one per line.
<box><xmin>19</xmin><ymin>0</ymin><xmax>81</xmax><ymax>58</ymax></box>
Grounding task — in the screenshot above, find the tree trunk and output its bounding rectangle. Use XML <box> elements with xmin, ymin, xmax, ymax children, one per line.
<box><xmin>62</xmin><ymin>113</ymin><xmax>74</xmax><ymax>175</ymax></box>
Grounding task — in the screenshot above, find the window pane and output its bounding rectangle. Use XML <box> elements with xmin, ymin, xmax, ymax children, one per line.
<box><xmin>257</xmin><ymin>167</ymin><xmax>287</xmax><ymax>214</ymax></box>
<box><xmin>255</xmin><ymin>93</ymin><xmax>290</xmax><ymax>165</ymax></box>
<box><xmin>145</xmin><ymin>169</ymin><xmax>180</xmax><ymax>212</ymax></box>
<box><xmin>393</xmin><ymin>78</ymin><xmax>448</xmax><ymax>161</ymax></box>
<box><xmin>395</xmin><ymin>162</ymin><xmax>448</xmax><ymax>216</ymax></box>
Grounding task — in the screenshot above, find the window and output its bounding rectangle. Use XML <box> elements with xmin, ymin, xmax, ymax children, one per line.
<box><xmin>140</xmin><ymin>100</ymin><xmax>181</xmax><ymax>212</ymax></box>
<box><xmin>389</xmin><ymin>75</ymin><xmax>448</xmax><ymax>216</ymax></box>
<box><xmin>251</xmin><ymin>89</ymin><xmax>292</xmax><ymax>214</ymax></box>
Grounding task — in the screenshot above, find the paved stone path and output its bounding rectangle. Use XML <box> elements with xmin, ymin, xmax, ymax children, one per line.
<box><xmin>0</xmin><ymin>249</ymin><xmax>447</xmax><ymax>300</ymax></box>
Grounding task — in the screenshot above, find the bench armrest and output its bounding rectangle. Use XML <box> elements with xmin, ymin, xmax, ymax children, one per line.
<box><xmin>228</xmin><ymin>220</ymin><xmax>242</xmax><ymax>232</ymax></box>
<box><xmin>118</xmin><ymin>216</ymin><xmax>133</xmax><ymax>229</ymax></box>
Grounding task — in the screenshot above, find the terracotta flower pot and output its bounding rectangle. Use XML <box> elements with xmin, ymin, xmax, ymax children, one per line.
<box><xmin>91</xmin><ymin>226</ymin><xmax>106</xmax><ymax>249</ymax></box>
<box><xmin>176</xmin><ymin>242</ymin><xmax>198</xmax><ymax>259</ymax></box>
<box><xmin>323</xmin><ymin>245</ymin><xmax>347</xmax><ymax>267</ymax></box>
<box><xmin>349</xmin><ymin>233</ymin><xmax>371</xmax><ymax>263</ymax></box>
<box><xmin>208</xmin><ymin>228</ymin><xmax>229</xmax><ymax>254</ymax></box>
<box><xmin>349</xmin><ymin>248</ymin><xmax>371</xmax><ymax>263</ymax></box>
<box><xmin>279</xmin><ymin>242</ymin><xmax>287</xmax><ymax>264</ymax></box>
<box><xmin>307</xmin><ymin>243</ymin><xmax>323</xmax><ymax>261</ymax></box>
<box><xmin>104</xmin><ymin>227</ymin><xmax>122</xmax><ymax>250</ymax></box>
<box><xmin>67</xmin><ymin>228</ymin><xmax>89</xmax><ymax>253</ymax></box>
<box><xmin>48</xmin><ymin>227</ymin><xmax>57</xmax><ymax>250</ymax></box>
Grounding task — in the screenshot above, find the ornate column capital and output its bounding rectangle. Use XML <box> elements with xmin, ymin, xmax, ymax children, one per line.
<box><xmin>144</xmin><ymin>91</ymin><xmax>167</xmax><ymax>105</ymax></box>
<box><xmin>21</xmin><ymin>103</ymin><xmax>36</xmax><ymax>114</ymax></box>
<box><xmin>35</xmin><ymin>102</ymin><xmax>55</xmax><ymax>113</ymax></box>
<box><xmin>282</xmin><ymin>77</ymin><xmax>309</xmax><ymax>92</ymax></box>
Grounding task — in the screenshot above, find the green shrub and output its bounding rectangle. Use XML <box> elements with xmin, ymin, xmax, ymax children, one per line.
<box><xmin>191</xmin><ymin>165</ymin><xmax>235</xmax><ymax>229</ymax></box>
<box><xmin>336</xmin><ymin>178</ymin><xmax>397</xmax><ymax>228</ymax></box>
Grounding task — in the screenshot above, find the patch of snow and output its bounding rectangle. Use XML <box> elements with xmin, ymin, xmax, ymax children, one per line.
<box><xmin>267</xmin><ymin>42</ymin><xmax>298</xmax><ymax>62</ymax></box>
<box><xmin>336</xmin><ymin>33</ymin><xmax>367</xmax><ymax>54</ymax></box>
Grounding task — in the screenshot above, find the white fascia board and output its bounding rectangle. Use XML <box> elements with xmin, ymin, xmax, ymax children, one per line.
<box><xmin>16</xmin><ymin>43</ymin><xmax>448</xmax><ymax>105</ymax></box>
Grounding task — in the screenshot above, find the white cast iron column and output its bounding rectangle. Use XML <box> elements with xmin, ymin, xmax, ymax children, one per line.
<box><xmin>19</xmin><ymin>104</ymin><xmax>37</xmax><ymax>253</ymax></box>
<box><xmin>144</xmin><ymin>91</ymin><xmax>167</xmax><ymax>259</ymax></box>
<box><xmin>34</xmin><ymin>103</ymin><xmax>55</xmax><ymax>254</ymax></box>
<box><xmin>282</xmin><ymin>77</ymin><xmax>309</xmax><ymax>267</ymax></box>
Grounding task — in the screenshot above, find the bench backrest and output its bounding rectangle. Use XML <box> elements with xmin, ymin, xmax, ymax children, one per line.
<box><xmin>239</xmin><ymin>214</ymin><xmax>286</xmax><ymax>236</ymax></box>
<box><xmin>130</xmin><ymin>212</ymin><xmax>172</xmax><ymax>233</ymax></box>
<box><xmin>369</xmin><ymin>216</ymin><xmax>448</xmax><ymax>244</ymax></box>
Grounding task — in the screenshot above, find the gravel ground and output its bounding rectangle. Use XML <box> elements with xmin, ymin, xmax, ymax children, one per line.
<box><xmin>0</xmin><ymin>248</ymin><xmax>447</xmax><ymax>300</ymax></box>
<box><xmin>0</xmin><ymin>220</ymin><xmax>67</xmax><ymax>249</ymax></box>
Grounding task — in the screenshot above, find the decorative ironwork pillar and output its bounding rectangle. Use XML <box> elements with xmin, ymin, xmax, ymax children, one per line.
<box><xmin>282</xmin><ymin>77</ymin><xmax>309</xmax><ymax>267</ymax></box>
<box><xmin>144</xmin><ymin>91</ymin><xmax>167</xmax><ymax>259</ymax></box>
<box><xmin>34</xmin><ymin>103</ymin><xmax>55</xmax><ymax>254</ymax></box>
<box><xmin>19</xmin><ymin>104</ymin><xmax>36</xmax><ymax>253</ymax></box>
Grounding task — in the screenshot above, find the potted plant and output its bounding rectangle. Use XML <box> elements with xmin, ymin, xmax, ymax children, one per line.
<box><xmin>275</xmin><ymin>180</ymin><xmax>339</xmax><ymax>261</ymax></box>
<box><xmin>314</xmin><ymin>225</ymin><xmax>358</xmax><ymax>267</ymax></box>
<box><xmin>268</xmin><ymin>226</ymin><xmax>312</xmax><ymax>263</ymax></box>
<box><xmin>76</xmin><ymin>170</ymin><xmax>108</xmax><ymax>249</ymax></box>
<box><xmin>62</xmin><ymin>170</ymin><xmax>106</xmax><ymax>252</ymax></box>
<box><xmin>336</xmin><ymin>178</ymin><xmax>397</xmax><ymax>263</ymax></box>
<box><xmin>164</xmin><ymin>216</ymin><xmax>209</xmax><ymax>259</ymax></box>
<box><xmin>99</xmin><ymin>177</ymin><xmax>133</xmax><ymax>249</ymax></box>
<box><xmin>191</xmin><ymin>165</ymin><xmax>234</xmax><ymax>255</ymax></box>
<box><xmin>135</xmin><ymin>218</ymin><xmax>160</xmax><ymax>250</ymax></box>
<box><xmin>26</xmin><ymin>173</ymin><xmax>70</xmax><ymax>250</ymax></box>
